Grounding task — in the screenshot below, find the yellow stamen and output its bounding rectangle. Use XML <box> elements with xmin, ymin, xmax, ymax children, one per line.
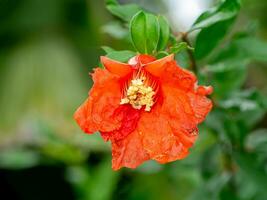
<box><xmin>120</xmin><ymin>77</ymin><xmax>155</xmax><ymax>112</ymax></box>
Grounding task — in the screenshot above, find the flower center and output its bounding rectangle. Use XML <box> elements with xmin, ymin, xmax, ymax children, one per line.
<box><xmin>120</xmin><ymin>77</ymin><xmax>156</xmax><ymax>112</ymax></box>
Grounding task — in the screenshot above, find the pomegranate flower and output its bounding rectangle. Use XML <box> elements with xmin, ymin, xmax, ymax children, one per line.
<box><xmin>74</xmin><ymin>54</ymin><xmax>213</xmax><ymax>170</ymax></box>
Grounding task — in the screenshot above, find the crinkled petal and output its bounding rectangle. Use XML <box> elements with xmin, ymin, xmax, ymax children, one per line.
<box><xmin>101</xmin><ymin>105</ymin><xmax>141</xmax><ymax>141</ymax></box>
<box><xmin>138</xmin><ymin>105</ymin><xmax>190</xmax><ymax>163</ymax></box>
<box><xmin>160</xmin><ymin>61</ymin><xmax>213</xmax><ymax>127</ymax></box>
<box><xmin>111</xmin><ymin>128</ymin><xmax>149</xmax><ymax>170</ymax></box>
<box><xmin>161</xmin><ymin>85</ymin><xmax>197</xmax><ymax>133</ymax></box>
<box><xmin>160</xmin><ymin>61</ymin><xmax>197</xmax><ymax>91</ymax></box>
<box><xmin>188</xmin><ymin>89</ymin><xmax>213</xmax><ymax>124</ymax></box>
<box><xmin>74</xmin><ymin>68</ymin><xmax>123</xmax><ymax>134</ymax></box>
<box><xmin>161</xmin><ymin>83</ymin><xmax>212</xmax><ymax>143</ymax></box>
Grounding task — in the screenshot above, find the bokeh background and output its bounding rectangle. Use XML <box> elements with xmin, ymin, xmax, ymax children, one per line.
<box><xmin>1</xmin><ymin>0</ymin><xmax>267</xmax><ymax>199</ymax></box>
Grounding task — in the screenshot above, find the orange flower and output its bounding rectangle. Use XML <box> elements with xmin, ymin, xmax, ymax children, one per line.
<box><xmin>74</xmin><ymin>54</ymin><xmax>213</xmax><ymax>170</ymax></box>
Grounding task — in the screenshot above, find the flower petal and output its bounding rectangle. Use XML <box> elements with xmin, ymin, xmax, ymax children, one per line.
<box><xmin>101</xmin><ymin>56</ymin><xmax>133</xmax><ymax>77</ymax></box>
<box><xmin>101</xmin><ymin>105</ymin><xmax>141</xmax><ymax>141</ymax></box>
<box><xmin>161</xmin><ymin>85</ymin><xmax>200</xmax><ymax>148</ymax></box>
<box><xmin>111</xmin><ymin>128</ymin><xmax>149</xmax><ymax>170</ymax></box>
<box><xmin>144</xmin><ymin>54</ymin><xmax>174</xmax><ymax>77</ymax></box>
<box><xmin>74</xmin><ymin>68</ymin><xmax>123</xmax><ymax>134</ymax></box>
<box><xmin>160</xmin><ymin>61</ymin><xmax>197</xmax><ymax>91</ymax></box>
<box><xmin>188</xmin><ymin>90</ymin><xmax>213</xmax><ymax>124</ymax></box>
<box><xmin>160</xmin><ymin>61</ymin><xmax>213</xmax><ymax>125</ymax></box>
<box><xmin>138</xmin><ymin>106</ymin><xmax>190</xmax><ymax>163</ymax></box>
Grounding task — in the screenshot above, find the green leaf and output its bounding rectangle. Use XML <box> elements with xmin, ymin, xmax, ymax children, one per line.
<box><xmin>156</xmin><ymin>51</ymin><xmax>169</xmax><ymax>59</ymax></box>
<box><xmin>130</xmin><ymin>11</ymin><xmax>160</xmax><ymax>54</ymax></box>
<box><xmin>193</xmin><ymin>0</ymin><xmax>241</xmax><ymax>59</ymax></box>
<box><xmin>193</xmin><ymin>7</ymin><xmax>217</xmax><ymax>27</ymax></box>
<box><xmin>106</xmin><ymin>50</ymin><xmax>136</xmax><ymax>62</ymax></box>
<box><xmin>194</xmin><ymin>19</ymin><xmax>234</xmax><ymax>60</ymax></box>
<box><xmin>192</xmin><ymin>0</ymin><xmax>241</xmax><ymax>30</ymax></box>
<box><xmin>130</xmin><ymin>11</ymin><xmax>147</xmax><ymax>53</ymax></box>
<box><xmin>170</xmin><ymin>42</ymin><xmax>193</xmax><ymax>54</ymax></box>
<box><xmin>157</xmin><ymin>15</ymin><xmax>170</xmax><ymax>51</ymax></box>
<box><xmin>145</xmin><ymin>13</ymin><xmax>160</xmax><ymax>54</ymax></box>
<box><xmin>106</xmin><ymin>4</ymin><xmax>142</xmax><ymax>22</ymax></box>
<box><xmin>192</xmin><ymin>9</ymin><xmax>236</xmax><ymax>31</ymax></box>
<box><xmin>101</xmin><ymin>46</ymin><xmax>115</xmax><ymax>54</ymax></box>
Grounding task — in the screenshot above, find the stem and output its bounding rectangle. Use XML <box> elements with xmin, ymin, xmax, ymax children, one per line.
<box><xmin>181</xmin><ymin>32</ymin><xmax>198</xmax><ymax>74</ymax></box>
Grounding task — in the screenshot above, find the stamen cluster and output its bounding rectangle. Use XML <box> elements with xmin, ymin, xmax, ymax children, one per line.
<box><xmin>120</xmin><ymin>77</ymin><xmax>155</xmax><ymax>112</ymax></box>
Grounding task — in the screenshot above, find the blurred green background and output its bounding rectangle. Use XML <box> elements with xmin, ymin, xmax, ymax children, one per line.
<box><xmin>1</xmin><ymin>0</ymin><xmax>267</xmax><ymax>199</ymax></box>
